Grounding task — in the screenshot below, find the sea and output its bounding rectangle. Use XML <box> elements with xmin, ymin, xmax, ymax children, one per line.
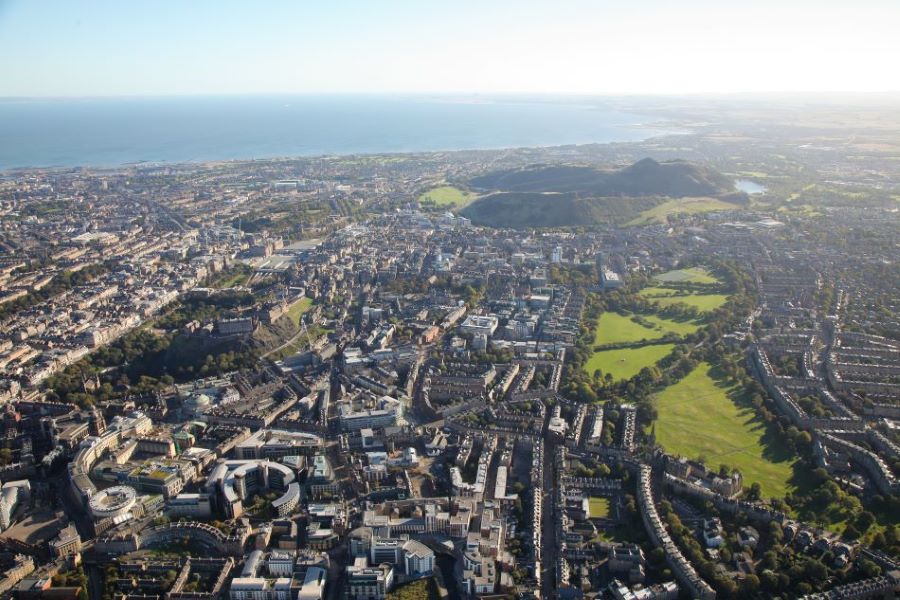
<box><xmin>0</xmin><ymin>95</ymin><xmax>665</xmax><ymax>171</ymax></box>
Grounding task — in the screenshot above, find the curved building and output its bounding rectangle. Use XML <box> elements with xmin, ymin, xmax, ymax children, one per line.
<box><xmin>205</xmin><ymin>459</ymin><xmax>299</xmax><ymax>518</ymax></box>
<box><xmin>88</xmin><ymin>485</ymin><xmax>138</xmax><ymax>521</ymax></box>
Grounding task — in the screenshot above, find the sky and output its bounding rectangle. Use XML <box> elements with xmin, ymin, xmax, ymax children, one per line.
<box><xmin>1</xmin><ymin>0</ymin><xmax>898</xmax><ymax>97</ymax></box>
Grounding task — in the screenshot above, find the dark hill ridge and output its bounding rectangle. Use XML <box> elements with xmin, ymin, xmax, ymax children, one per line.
<box><xmin>461</xmin><ymin>159</ymin><xmax>743</xmax><ymax>228</ymax></box>
<box><xmin>468</xmin><ymin>158</ymin><xmax>735</xmax><ymax>197</ymax></box>
<box><xmin>460</xmin><ymin>192</ymin><xmax>664</xmax><ymax>229</ymax></box>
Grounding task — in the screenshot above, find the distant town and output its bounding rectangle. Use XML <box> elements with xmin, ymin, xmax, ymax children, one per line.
<box><xmin>0</xmin><ymin>102</ymin><xmax>898</xmax><ymax>600</ymax></box>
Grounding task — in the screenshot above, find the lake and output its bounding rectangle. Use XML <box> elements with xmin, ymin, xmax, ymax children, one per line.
<box><xmin>735</xmin><ymin>179</ymin><xmax>767</xmax><ymax>194</ymax></box>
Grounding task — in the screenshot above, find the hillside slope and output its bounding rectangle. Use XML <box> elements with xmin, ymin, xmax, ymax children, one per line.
<box><xmin>462</xmin><ymin>192</ymin><xmax>663</xmax><ymax>228</ymax></box>
<box><xmin>462</xmin><ymin>158</ymin><xmax>742</xmax><ymax>228</ymax></box>
<box><xmin>469</xmin><ymin>158</ymin><xmax>734</xmax><ymax>197</ymax></box>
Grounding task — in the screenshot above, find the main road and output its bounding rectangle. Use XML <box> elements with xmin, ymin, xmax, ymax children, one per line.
<box><xmin>540</xmin><ymin>435</ymin><xmax>560</xmax><ymax>600</ymax></box>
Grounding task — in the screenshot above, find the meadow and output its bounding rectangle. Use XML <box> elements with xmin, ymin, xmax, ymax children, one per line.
<box><xmin>649</xmin><ymin>293</ymin><xmax>729</xmax><ymax>312</ymax></box>
<box><xmin>589</xmin><ymin>497</ymin><xmax>611</xmax><ymax>519</ymax></box>
<box><xmin>582</xmin><ymin>268</ymin><xmax>721</xmax><ymax>381</ymax></box>
<box><xmin>584</xmin><ymin>343</ymin><xmax>675</xmax><ymax>381</ymax></box>
<box><xmin>627</xmin><ymin>197</ymin><xmax>739</xmax><ymax>225</ymax></box>
<box><xmin>654</xmin><ymin>362</ymin><xmax>799</xmax><ymax>499</ymax></box>
<box><xmin>592</xmin><ymin>312</ymin><xmax>699</xmax><ymax>347</ymax></box>
<box><xmin>285</xmin><ymin>297</ymin><xmax>313</xmax><ymax>326</ymax></box>
<box><xmin>653</xmin><ymin>267</ymin><xmax>719</xmax><ymax>284</ymax></box>
<box><xmin>418</xmin><ymin>185</ymin><xmax>477</xmax><ymax>208</ymax></box>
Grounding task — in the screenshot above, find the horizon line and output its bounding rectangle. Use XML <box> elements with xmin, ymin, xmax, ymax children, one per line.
<box><xmin>2</xmin><ymin>90</ymin><xmax>900</xmax><ymax>102</ymax></box>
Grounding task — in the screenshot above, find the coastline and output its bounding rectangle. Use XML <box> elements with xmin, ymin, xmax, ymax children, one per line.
<box><xmin>0</xmin><ymin>95</ymin><xmax>684</xmax><ymax>173</ymax></box>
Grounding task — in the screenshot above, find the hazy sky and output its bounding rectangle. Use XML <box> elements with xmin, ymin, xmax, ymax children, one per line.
<box><xmin>1</xmin><ymin>0</ymin><xmax>898</xmax><ymax>97</ymax></box>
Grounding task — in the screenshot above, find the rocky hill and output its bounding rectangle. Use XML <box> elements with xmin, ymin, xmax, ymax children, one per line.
<box><xmin>462</xmin><ymin>158</ymin><xmax>742</xmax><ymax>228</ymax></box>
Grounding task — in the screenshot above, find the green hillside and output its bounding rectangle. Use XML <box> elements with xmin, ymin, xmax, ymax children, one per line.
<box><xmin>462</xmin><ymin>158</ymin><xmax>743</xmax><ymax>228</ymax></box>
<box><xmin>461</xmin><ymin>192</ymin><xmax>662</xmax><ymax>228</ymax></box>
<box><xmin>469</xmin><ymin>158</ymin><xmax>735</xmax><ymax>197</ymax></box>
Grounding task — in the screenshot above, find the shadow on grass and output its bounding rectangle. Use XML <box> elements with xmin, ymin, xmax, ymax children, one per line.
<box><xmin>707</xmin><ymin>363</ymin><xmax>814</xmax><ymax>497</ymax></box>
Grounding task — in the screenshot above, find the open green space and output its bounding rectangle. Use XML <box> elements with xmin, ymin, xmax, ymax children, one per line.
<box><xmin>584</xmin><ymin>343</ymin><xmax>675</xmax><ymax>381</ymax></box>
<box><xmin>284</xmin><ymin>297</ymin><xmax>313</xmax><ymax>326</ymax></box>
<box><xmin>593</xmin><ymin>312</ymin><xmax>666</xmax><ymax>345</ymax></box>
<box><xmin>627</xmin><ymin>197</ymin><xmax>739</xmax><ymax>225</ymax></box>
<box><xmin>589</xmin><ymin>497</ymin><xmax>611</xmax><ymax>519</ymax></box>
<box><xmin>650</xmin><ymin>293</ymin><xmax>728</xmax><ymax>313</ymax></box>
<box><xmin>268</xmin><ymin>324</ymin><xmax>332</xmax><ymax>362</ymax></box>
<box><xmin>654</xmin><ymin>362</ymin><xmax>800</xmax><ymax>499</ymax></box>
<box><xmin>641</xmin><ymin>314</ymin><xmax>701</xmax><ymax>337</ymax></box>
<box><xmin>593</xmin><ymin>312</ymin><xmax>699</xmax><ymax>347</ymax></box>
<box><xmin>219</xmin><ymin>273</ymin><xmax>250</xmax><ymax>288</ymax></box>
<box><xmin>418</xmin><ymin>185</ymin><xmax>477</xmax><ymax>208</ymax></box>
<box><xmin>638</xmin><ymin>286</ymin><xmax>682</xmax><ymax>298</ymax></box>
<box><xmin>639</xmin><ymin>269</ymin><xmax>728</xmax><ymax>313</ymax></box>
<box><xmin>653</xmin><ymin>267</ymin><xmax>718</xmax><ymax>284</ymax></box>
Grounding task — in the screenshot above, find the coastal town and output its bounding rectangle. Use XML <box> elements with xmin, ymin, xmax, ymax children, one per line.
<box><xmin>0</xmin><ymin>117</ymin><xmax>898</xmax><ymax>600</ymax></box>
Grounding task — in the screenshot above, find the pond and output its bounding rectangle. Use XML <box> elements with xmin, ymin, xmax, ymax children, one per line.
<box><xmin>735</xmin><ymin>179</ymin><xmax>767</xmax><ymax>194</ymax></box>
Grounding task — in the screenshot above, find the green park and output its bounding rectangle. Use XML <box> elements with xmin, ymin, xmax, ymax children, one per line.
<box><xmin>654</xmin><ymin>362</ymin><xmax>799</xmax><ymax>499</ymax></box>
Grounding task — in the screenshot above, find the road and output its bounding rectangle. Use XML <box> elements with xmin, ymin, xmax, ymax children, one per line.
<box><xmin>540</xmin><ymin>437</ymin><xmax>559</xmax><ymax>600</ymax></box>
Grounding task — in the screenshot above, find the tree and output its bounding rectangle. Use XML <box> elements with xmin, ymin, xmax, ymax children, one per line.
<box><xmin>760</xmin><ymin>569</ymin><xmax>781</xmax><ymax>592</ymax></box>
<box><xmin>746</xmin><ymin>482</ymin><xmax>762</xmax><ymax>501</ymax></box>
<box><xmin>741</xmin><ymin>574</ymin><xmax>760</xmax><ymax>594</ymax></box>
<box><xmin>856</xmin><ymin>511</ymin><xmax>876</xmax><ymax>532</ymax></box>
<box><xmin>812</xmin><ymin>467</ymin><xmax>829</xmax><ymax>483</ymax></box>
<box><xmin>859</xmin><ymin>559</ymin><xmax>882</xmax><ymax>578</ymax></box>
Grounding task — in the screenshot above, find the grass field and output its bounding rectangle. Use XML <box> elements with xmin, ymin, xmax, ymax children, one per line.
<box><xmin>653</xmin><ymin>267</ymin><xmax>718</xmax><ymax>284</ymax></box>
<box><xmin>593</xmin><ymin>312</ymin><xmax>666</xmax><ymax>345</ymax></box>
<box><xmin>627</xmin><ymin>197</ymin><xmax>739</xmax><ymax>225</ymax></box>
<box><xmin>584</xmin><ymin>343</ymin><xmax>675</xmax><ymax>381</ymax></box>
<box><xmin>650</xmin><ymin>293</ymin><xmax>728</xmax><ymax>313</ymax></box>
<box><xmin>589</xmin><ymin>497</ymin><xmax>611</xmax><ymax>519</ymax></box>
<box><xmin>654</xmin><ymin>362</ymin><xmax>799</xmax><ymax>499</ymax></box>
<box><xmin>217</xmin><ymin>271</ymin><xmax>250</xmax><ymax>288</ymax></box>
<box><xmin>638</xmin><ymin>286</ymin><xmax>682</xmax><ymax>298</ymax></box>
<box><xmin>641</xmin><ymin>314</ymin><xmax>701</xmax><ymax>337</ymax></box>
<box><xmin>639</xmin><ymin>269</ymin><xmax>728</xmax><ymax>313</ymax></box>
<box><xmin>418</xmin><ymin>185</ymin><xmax>477</xmax><ymax>208</ymax></box>
<box><xmin>284</xmin><ymin>297</ymin><xmax>313</xmax><ymax>326</ymax></box>
<box><xmin>593</xmin><ymin>312</ymin><xmax>699</xmax><ymax>346</ymax></box>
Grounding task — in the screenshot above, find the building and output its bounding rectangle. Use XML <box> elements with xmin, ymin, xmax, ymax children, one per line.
<box><xmin>402</xmin><ymin>539</ymin><xmax>435</xmax><ymax>575</ymax></box>
<box><xmin>168</xmin><ymin>493</ymin><xmax>214</xmax><ymax>518</ymax></box>
<box><xmin>338</xmin><ymin>396</ymin><xmax>403</xmax><ymax>432</ymax></box>
<box><xmin>346</xmin><ymin>558</ymin><xmax>394</xmax><ymax>600</ymax></box>
<box><xmin>459</xmin><ymin>315</ymin><xmax>499</xmax><ymax>338</ymax></box>
<box><xmin>126</xmin><ymin>465</ymin><xmax>184</xmax><ymax>498</ymax></box>
<box><xmin>217</xmin><ymin>317</ymin><xmax>256</xmax><ymax>336</ymax></box>
<box><xmin>601</xmin><ymin>269</ymin><xmax>623</xmax><ymax>289</ymax></box>
<box><xmin>49</xmin><ymin>524</ymin><xmax>82</xmax><ymax>558</ymax></box>
<box><xmin>0</xmin><ymin>480</ymin><xmax>30</xmax><ymax>529</ymax></box>
<box><xmin>296</xmin><ymin>567</ymin><xmax>327</xmax><ymax>600</ymax></box>
<box><xmin>235</xmin><ymin>429</ymin><xmax>323</xmax><ymax>460</ymax></box>
<box><xmin>206</xmin><ymin>459</ymin><xmax>300</xmax><ymax>518</ymax></box>
<box><xmin>307</xmin><ymin>454</ymin><xmax>339</xmax><ymax>498</ymax></box>
<box><xmin>267</xmin><ymin>551</ymin><xmax>295</xmax><ymax>576</ymax></box>
<box><xmin>229</xmin><ymin>577</ymin><xmax>293</xmax><ymax>600</ymax></box>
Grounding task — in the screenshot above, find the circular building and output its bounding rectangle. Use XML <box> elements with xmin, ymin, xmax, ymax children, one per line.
<box><xmin>88</xmin><ymin>485</ymin><xmax>138</xmax><ymax>520</ymax></box>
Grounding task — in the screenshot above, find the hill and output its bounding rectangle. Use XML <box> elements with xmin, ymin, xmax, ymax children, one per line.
<box><xmin>462</xmin><ymin>159</ymin><xmax>742</xmax><ymax>228</ymax></box>
<box><xmin>469</xmin><ymin>158</ymin><xmax>735</xmax><ymax>197</ymax></box>
<box><xmin>461</xmin><ymin>192</ymin><xmax>663</xmax><ymax>228</ymax></box>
